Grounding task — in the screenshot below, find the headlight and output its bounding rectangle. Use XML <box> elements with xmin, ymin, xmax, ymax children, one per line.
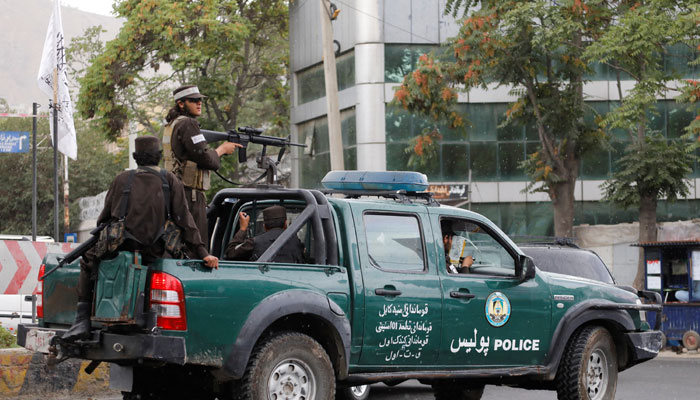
<box><xmin>636</xmin><ymin>298</ymin><xmax>646</xmax><ymax>322</ymax></box>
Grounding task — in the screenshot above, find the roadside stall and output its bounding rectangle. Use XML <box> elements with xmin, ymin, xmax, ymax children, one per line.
<box><xmin>633</xmin><ymin>240</ymin><xmax>700</xmax><ymax>351</ymax></box>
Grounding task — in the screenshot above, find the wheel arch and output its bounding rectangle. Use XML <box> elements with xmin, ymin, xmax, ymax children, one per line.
<box><xmin>544</xmin><ymin>301</ymin><xmax>636</xmax><ymax>379</ymax></box>
<box><xmin>222</xmin><ymin>290</ymin><xmax>351</xmax><ymax>380</ymax></box>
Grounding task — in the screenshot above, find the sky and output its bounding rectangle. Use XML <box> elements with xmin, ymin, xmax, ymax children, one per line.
<box><xmin>61</xmin><ymin>0</ymin><xmax>115</xmax><ymax>17</ymax></box>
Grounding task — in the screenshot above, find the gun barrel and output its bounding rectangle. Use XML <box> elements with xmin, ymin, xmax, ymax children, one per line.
<box><xmin>201</xmin><ymin>129</ymin><xmax>306</xmax><ymax>147</ymax></box>
<box><xmin>201</xmin><ymin>129</ymin><xmax>231</xmax><ymax>144</ymax></box>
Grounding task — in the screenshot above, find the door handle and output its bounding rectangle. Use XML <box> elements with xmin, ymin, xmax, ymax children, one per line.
<box><xmin>450</xmin><ymin>291</ymin><xmax>475</xmax><ymax>299</ymax></box>
<box><xmin>375</xmin><ymin>288</ymin><xmax>402</xmax><ymax>296</ymax></box>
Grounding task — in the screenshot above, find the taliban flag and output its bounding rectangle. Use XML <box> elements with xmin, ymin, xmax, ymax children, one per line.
<box><xmin>37</xmin><ymin>0</ymin><xmax>77</xmax><ymax>160</ymax></box>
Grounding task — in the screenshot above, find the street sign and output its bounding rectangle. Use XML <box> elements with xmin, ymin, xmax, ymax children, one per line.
<box><xmin>0</xmin><ymin>131</ymin><xmax>30</xmax><ymax>153</ymax></box>
<box><xmin>428</xmin><ymin>183</ymin><xmax>469</xmax><ymax>200</ymax></box>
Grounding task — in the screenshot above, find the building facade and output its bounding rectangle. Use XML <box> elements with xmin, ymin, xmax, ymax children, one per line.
<box><xmin>289</xmin><ymin>0</ymin><xmax>700</xmax><ymax>236</ymax></box>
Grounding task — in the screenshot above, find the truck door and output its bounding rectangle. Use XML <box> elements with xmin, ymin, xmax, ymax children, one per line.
<box><xmin>432</xmin><ymin>214</ymin><xmax>551</xmax><ymax>367</ymax></box>
<box><xmin>351</xmin><ymin>204</ymin><xmax>442</xmax><ymax>366</ymax></box>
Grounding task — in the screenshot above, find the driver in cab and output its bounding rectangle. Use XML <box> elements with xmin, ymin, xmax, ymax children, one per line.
<box><xmin>442</xmin><ymin>220</ymin><xmax>473</xmax><ymax>274</ymax></box>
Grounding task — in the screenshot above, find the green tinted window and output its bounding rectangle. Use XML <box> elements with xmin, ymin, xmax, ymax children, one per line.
<box><xmin>498</xmin><ymin>142</ymin><xmax>526</xmax><ymax>180</ymax></box>
<box><xmin>441</xmin><ymin>143</ymin><xmax>469</xmax><ymax>181</ymax></box>
<box><xmin>385</xmin><ymin>44</ymin><xmax>441</xmax><ymax>83</ymax></box>
<box><xmin>297</xmin><ymin>51</ymin><xmax>355</xmax><ymax>104</ymax></box>
<box><xmin>470</xmin><ymin>142</ymin><xmax>498</xmax><ymax>180</ymax></box>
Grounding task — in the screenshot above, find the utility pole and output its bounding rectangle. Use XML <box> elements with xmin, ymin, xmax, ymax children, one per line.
<box><xmin>319</xmin><ymin>0</ymin><xmax>344</xmax><ymax>170</ymax></box>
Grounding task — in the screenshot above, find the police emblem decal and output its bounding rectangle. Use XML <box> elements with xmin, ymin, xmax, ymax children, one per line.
<box><xmin>485</xmin><ymin>291</ymin><xmax>511</xmax><ymax>327</ymax></box>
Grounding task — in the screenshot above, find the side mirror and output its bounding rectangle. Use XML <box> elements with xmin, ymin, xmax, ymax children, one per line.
<box><xmin>518</xmin><ymin>255</ymin><xmax>536</xmax><ymax>282</ymax></box>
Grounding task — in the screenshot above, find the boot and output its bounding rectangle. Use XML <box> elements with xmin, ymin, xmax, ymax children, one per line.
<box><xmin>62</xmin><ymin>302</ymin><xmax>92</xmax><ymax>342</ymax></box>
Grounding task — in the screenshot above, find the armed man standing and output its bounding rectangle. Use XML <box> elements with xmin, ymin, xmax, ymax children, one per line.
<box><xmin>62</xmin><ymin>136</ymin><xmax>219</xmax><ymax>342</ymax></box>
<box><xmin>163</xmin><ymin>85</ymin><xmax>242</xmax><ymax>249</ymax></box>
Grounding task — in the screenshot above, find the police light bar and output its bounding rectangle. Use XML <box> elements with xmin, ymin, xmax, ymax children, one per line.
<box><xmin>321</xmin><ymin>171</ymin><xmax>429</xmax><ymax>192</ymax></box>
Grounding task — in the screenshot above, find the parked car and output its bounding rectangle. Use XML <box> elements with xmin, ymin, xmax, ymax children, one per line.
<box><xmin>519</xmin><ymin>241</ymin><xmax>616</xmax><ymax>285</ymax></box>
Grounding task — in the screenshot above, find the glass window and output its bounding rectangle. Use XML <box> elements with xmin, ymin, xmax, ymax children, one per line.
<box><xmin>499</xmin><ymin>203</ymin><xmax>528</xmax><ymax>236</ymax></box>
<box><xmin>441</xmin><ymin>143</ymin><xmax>469</xmax><ymax>182</ymax></box>
<box><xmin>466</xmin><ymin>104</ymin><xmax>498</xmax><ymax>141</ymax></box>
<box><xmin>363</xmin><ymin>213</ymin><xmax>425</xmax><ymax>272</ymax></box>
<box><xmin>581</xmin><ymin>148</ymin><xmax>610</xmax><ymax>179</ymax></box>
<box><xmin>384</xmin><ymin>44</ymin><xmax>441</xmax><ymax>83</ymax></box>
<box><xmin>386</xmin><ymin>143</ymin><xmax>412</xmax><ymax>171</ymax></box>
<box><xmin>665</xmin><ymin>43</ymin><xmax>700</xmax><ymax>78</ymax></box>
<box><xmin>495</xmin><ymin>104</ymin><xmax>523</xmax><ymax>141</ymax></box>
<box><xmin>297</xmin><ymin>51</ymin><xmax>355</xmax><ymax>104</ymax></box>
<box><xmin>498</xmin><ymin>142</ymin><xmax>526</xmax><ymax>180</ymax></box>
<box><xmin>470</xmin><ymin>142</ymin><xmax>498</xmax><ymax>181</ymax></box>
<box><xmin>442</xmin><ymin>218</ymin><xmax>516</xmax><ymax>277</ymax></box>
<box><xmin>667</xmin><ymin>101</ymin><xmax>694</xmax><ymax>139</ymax></box>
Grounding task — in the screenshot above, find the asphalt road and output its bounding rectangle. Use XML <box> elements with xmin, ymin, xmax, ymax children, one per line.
<box><xmin>53</xmin><ymin>353</ymin><xmax>699</xmax><ymax>400</ymax></box>
<box><xmin>367</xmin><ymin>355</ymin><xmax>700</xmax><ymax>400</ymax></box>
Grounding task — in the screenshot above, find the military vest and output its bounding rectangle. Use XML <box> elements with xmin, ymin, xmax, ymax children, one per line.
<box><xmin>251</xmin><ymin>228</ymin><xmax>303</xmax><ymax>263</ymax></box>
<box><xmin>163</xmin><ymin>116</ymin><xmax>211</xmax><ymax>191</ymax></box>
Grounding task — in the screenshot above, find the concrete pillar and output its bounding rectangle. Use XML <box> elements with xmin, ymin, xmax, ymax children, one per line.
<box><xmin>354</xmin><ymin>1</ymin><xmax>386</xmax><ymax>171</ymax></box>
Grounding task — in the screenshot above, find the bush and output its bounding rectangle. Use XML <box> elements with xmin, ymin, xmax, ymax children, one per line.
<box><xmin>0</xmin><ymin>324</ymin><xmax>18</xmax><ymax>348</ymax></box>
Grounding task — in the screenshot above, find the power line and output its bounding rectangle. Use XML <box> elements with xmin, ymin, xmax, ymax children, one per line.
<box><xmin>334</xmin><ymin>0</ymin><xmax>441</xmax><ymax>45</ymax></box>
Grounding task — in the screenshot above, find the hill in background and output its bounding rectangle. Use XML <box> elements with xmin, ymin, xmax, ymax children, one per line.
<box><xmin>0</xmin><ymin>0</ymin><xmax>122</xmax><ymax>112</ymax></box>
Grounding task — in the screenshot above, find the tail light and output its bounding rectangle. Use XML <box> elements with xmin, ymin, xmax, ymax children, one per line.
<box><xmin>36</xmin><ymin>264</ymin><xmax>45</xmax><ymax>319</ymax></box>
<box><xmin>149</xmin><ymin>272</ymin><xmax>187</xmax><ymax>331</ymax></box>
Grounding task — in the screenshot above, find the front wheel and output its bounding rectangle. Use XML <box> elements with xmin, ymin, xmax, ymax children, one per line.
<box><xmin>336</xmin><ymin>384</ymin><xmax>370</xmax><ymax>400</ymax></box>
<box><xmin>238</xmin><ymin>332</ymin><xmax>335</xmax><ymax>400</ymax></box>
<box><xmin>555</xmin><ymin>326</ymin><xmax>618</xmax><ymax>400</ymax></box>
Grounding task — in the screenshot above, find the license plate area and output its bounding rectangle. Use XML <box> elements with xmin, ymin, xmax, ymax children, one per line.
<box><xmin>24</xmin><ymin>329</ymin><xmax>56</xmax><ymax>353</ymax></box>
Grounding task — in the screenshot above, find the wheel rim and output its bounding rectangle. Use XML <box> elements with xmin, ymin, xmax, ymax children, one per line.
<box><xmin>350</xmin><ymin>385</ymin><xmax>368</xmax><ymax>397</ymax></box>
<box><xmin>585</xmin><ymin>348</ymin><xmax>609</xmax><ymax>400</ymax></box>
<box><xmin>267</xmin><ymin>358</ymin><xmax>316</xmax><ymax>400</ymax></box>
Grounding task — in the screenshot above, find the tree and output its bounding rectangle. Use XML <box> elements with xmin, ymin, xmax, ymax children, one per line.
<box><xmin>0</xmin><ymin>104</ymin><xmax>123</xmax><ymax>237</ymax></box>
<box><xmin>77</xmin><ymin>0</ymin><xmax>289</xmax><ymax>141</ymax></box>
<box><xmin>584</xmin><ymin>1</ymin><xmax>698</xmax><ymax>289</ymax></box>
<box><xmin>394</xmin><ymin>1</ymin><xmax>608</xmax><ymax>237</ymax></box>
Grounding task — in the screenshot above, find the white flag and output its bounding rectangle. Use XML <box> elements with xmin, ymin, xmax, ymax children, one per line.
<box><xmin>37</xmin><ymin>0</ymin><xmax>77</xmax><ymax>160</ymax></box>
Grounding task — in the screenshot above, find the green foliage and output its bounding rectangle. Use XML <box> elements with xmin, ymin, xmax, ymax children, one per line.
<box><xmin>601</xmin><ymin>136</ymin><xmax>693</xmax><ymax>209</ymax></box>
<box><xmin>0</xmin><ymin>108</ymin><xmax>124</xmax><ymax>237</ymax></box>
<box><xmin>77</xmin><ymin>0</ymin><xmax>289</xmax><ymax>141</ymax></box>
<box><xmin>0</xmin><ymin>324</ymin><xmax>17</xmax><ymax>348</ymax></box>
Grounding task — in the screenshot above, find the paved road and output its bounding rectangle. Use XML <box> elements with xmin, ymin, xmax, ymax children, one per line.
<box><xmin>365</xmin><ymin>355</ymin><xmax>700</xmax><ymax>400</ymax></box>
<box><xmin>53</xmin><ymin>353</ymin><xmax>700</xmax><ymax>400</ymax></box>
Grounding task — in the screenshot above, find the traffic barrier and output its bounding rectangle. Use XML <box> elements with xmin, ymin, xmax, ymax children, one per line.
<box><xmin>0</xmin><ymin>241</ymin><xmax>79</xmax><ymax>295</ymax></box>
<box><xmin>0</xmin><ymin>348</ymin><xmax>115</xmax><ymax>398</ymax></box>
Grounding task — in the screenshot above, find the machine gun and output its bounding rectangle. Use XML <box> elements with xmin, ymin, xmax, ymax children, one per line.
<box><xmin>201</xmin><ymin>126</ymin><xmax>306</xmax><ymax>185</ymax></box>
<box><xmin>40</xmin><ymin>223</ymin><xmax>107</xmax><ymax>280</ymax></box>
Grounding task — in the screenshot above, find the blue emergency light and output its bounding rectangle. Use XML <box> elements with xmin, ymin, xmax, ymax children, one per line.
<box><xmin>321</xmin><ymin>171</ymin><xmax>429</xmax><ymax>192</ymax></box>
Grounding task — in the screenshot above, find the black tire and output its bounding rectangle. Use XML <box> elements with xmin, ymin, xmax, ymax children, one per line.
<box><xmin>238</xmin><ymin>332</ymin><xmax>335</xmax><ymax>400</ymax></box>
<box><xmin>336</xmin><ymin>384</ymin><xmax>370</xmax><ymax>400</ymax></box>
<box><xmin>555</xmin><ymin>326</ymin><xmax>618</xmax><ymax>400</ymax></box>
<box><xmin>432</xmin><ymin>382</ymin><xmax>484</xmax><ymax>400</ymax></box>
<box><xmin>682</xmin><ymin>330</ymin><xmax>700</xmax><ymax>351</ymax></box>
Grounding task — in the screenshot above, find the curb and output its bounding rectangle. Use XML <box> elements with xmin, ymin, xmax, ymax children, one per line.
<box><xmin>0</xmin><ymin>348</ymin><xmax>115</xmax><ymax>399</ymax></box>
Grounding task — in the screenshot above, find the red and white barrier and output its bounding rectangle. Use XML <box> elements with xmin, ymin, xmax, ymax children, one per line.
<box><xmin>0</xmin><ymin>241</ymin><xmax>79</xmax><ymax>295</ymax></box>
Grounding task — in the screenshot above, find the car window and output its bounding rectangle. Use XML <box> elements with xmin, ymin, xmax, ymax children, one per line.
<box><xmin>443</xmin><ymin>218</ymin><xmax>516</xmax><ymax>277</ymax></box>
<box><xmin>521</xmin><ymin>247</ymin><xmax>615</xmax><ymax>284</ymax></box>
<box><xmin>363</xmin><ymin>213</ymin><xmax>426</xmax><ymax>272</ymax></box>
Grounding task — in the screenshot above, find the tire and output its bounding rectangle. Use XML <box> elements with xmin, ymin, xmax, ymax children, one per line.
<box><xmin>555</xmin><ymin>326</ymin><xmax>618</xmax><ymax>400</ymax></box>
<box><xmin>238</xmin><ymin>332</ymin><xmax>335</xmax><ymax>400</ymax></box>
<box><xmin>336</xmin><ymin>384</ymin><xmax>370</xmax><ymax>400</ymax></box>
<box><xmin>682</xmin><ymin>330</ymin><xmax>700</xmax><ymax>351</ymax></box>
<box><xmin>432</xmin><ymin>382</ymin><xmax>484</xmax><ymax>400</ymax></box>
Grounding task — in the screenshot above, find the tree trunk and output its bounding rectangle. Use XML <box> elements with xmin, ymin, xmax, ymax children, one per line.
<box><xmin>633</xmin><ymin>194</ymin><xmax>658</xmax><ymax>290</ymax></box>
<box><xmin>550</xmin><ymin>179</ymin><xmax>576</xmax><ymax>238</ymax></box>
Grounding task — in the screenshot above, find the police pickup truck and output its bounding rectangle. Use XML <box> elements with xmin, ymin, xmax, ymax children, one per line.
<box><xmin>18</xmin><ymin>171</ymin><xmax>663</xmax><ymax>400</ymax></box>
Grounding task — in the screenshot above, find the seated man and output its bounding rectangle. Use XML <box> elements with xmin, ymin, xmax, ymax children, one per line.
<box><xmin>225</xmin><ymin>205</ymin><xmax>304</xmax><ymax>263</ymax></box>
<box><xmin>442</xmin><ymin>222</ymin><xmax>473</xmax><ymax>274</ymax></box>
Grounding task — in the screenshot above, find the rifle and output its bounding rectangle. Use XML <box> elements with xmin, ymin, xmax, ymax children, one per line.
<box><xmin>201</xmin><ymin>126</ymin><xmax>306</xmax><ymax>184</ymax></box>
<box><xmin>40</xmin><ymin>223</ymin><xmax>107</xmax><ymax>280</ymax></box>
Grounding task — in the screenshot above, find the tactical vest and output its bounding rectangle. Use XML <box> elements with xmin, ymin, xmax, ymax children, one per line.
<box><xmin>251</xmin><ymin>228</ymin><xmax>303</xmax><ymax>263</ymax></box>
<box><xmin>163</xmin><ymin>116</ymin><xmax>210</xmax><ymax>191</ymax></box>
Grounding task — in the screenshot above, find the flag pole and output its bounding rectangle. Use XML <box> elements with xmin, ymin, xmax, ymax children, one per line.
<box><xmin>53</xmin><ymin>69</ymin><xmax>59</xmax><ymax>242</ymax></box>
<box><xmin>64</xmin><ymin>154</ymin><xmax>70</xmax><ymax>237</ymax></box>
<box><xmin>32</xmin><ymin>102</ymin><xmax>39</xmax><ymax>241</ymax></box>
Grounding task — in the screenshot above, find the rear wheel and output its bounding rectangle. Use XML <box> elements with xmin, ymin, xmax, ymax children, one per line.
<box><xmin>555</xmin><ymin>326</ymin><xmax>617</xmax><ymax>400</ymax></box>
<box><xmin>432</xmin><ymin>382</ymin><xmax>484</xmax><ymax>400</ymax></box>
<box><xmin>238</xmin><ymin>332</ymin><xmax>335</xmax><ymax>400</ymax></box>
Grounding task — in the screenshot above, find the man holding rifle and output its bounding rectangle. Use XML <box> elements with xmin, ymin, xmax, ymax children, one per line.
<box><xmin>163</xmin><ymin>85</ymin><xmax>242</xmax><ymax>248</ymax></box>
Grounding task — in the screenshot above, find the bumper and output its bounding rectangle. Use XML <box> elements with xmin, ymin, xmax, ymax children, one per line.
<box><xmin>624</xmin><ymin>330</ymin><xmax>664</xmax><ymax>369</ymax></box>
<box><xmin>17</xmin><ymin>323</ymin><xmax>186</xmax><ymax>365</ymax></box>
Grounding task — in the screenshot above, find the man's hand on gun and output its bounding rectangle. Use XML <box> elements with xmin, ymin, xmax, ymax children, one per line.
<box><xmin>216</xmin><ymin>141</ymin><xmax>243</xmax><ymax>157</ymax></box>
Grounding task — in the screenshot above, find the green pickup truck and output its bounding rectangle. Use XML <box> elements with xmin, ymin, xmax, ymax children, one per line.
<box><xmin>18</xmin><ymin>171</ymin><xmax>663</xmax><ymax>400</ymax></box>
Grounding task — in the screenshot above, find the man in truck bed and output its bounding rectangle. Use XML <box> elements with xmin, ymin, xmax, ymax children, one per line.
<box><xmin>62</xmin><ymin>136</ymin><xmax>218</xmax><ymax>342</ymax></box>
